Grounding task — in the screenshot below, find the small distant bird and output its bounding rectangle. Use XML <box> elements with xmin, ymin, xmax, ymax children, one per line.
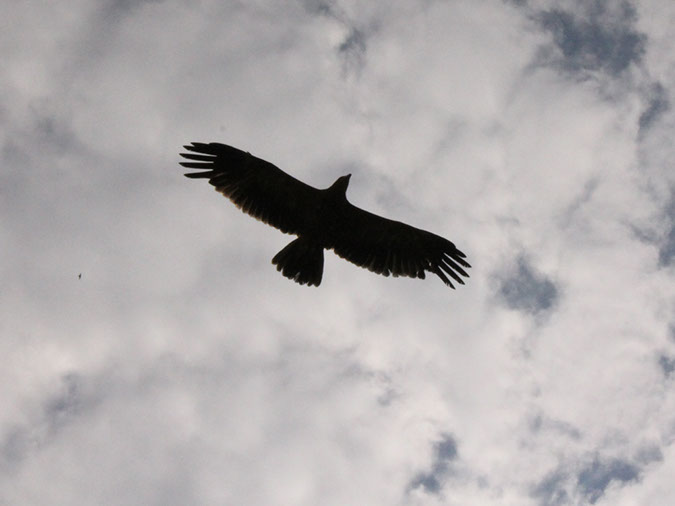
<box><xmin>180</xmin><ymin>143</ymin><xmax>470</xmax><ymax>288</ymax></box>
<box><xmin>78</xmin><ymin>273</ymin><xmax>82</xmax><ymax>280</ymax></box>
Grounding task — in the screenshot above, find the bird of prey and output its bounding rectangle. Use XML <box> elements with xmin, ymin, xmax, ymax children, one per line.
<box><xmin>180</xmin><ymin>143</ymin><xmax>470</xmax><ymax>288</ymax></box>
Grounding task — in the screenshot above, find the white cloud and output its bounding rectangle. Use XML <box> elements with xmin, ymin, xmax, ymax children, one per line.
<box><xmin>2</xmin><ymin>0</ymin><xmax>675</xmax><ymax>504</ymax></box>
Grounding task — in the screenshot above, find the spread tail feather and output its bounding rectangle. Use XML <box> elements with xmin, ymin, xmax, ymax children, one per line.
<box><xmin>272</xmin><ymin>237</ymin><xmax>324</xmax><ymax>287</ymax></box>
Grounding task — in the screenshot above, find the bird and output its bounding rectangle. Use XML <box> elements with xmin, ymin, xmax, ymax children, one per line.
<box><xmin>180</xmin><ymin>142</ymin><xmax>470</xmax><ymax>288</ymax></box>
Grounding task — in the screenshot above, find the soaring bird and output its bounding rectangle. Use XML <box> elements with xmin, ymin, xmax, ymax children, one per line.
<box><xmin>180</xmin><ymin>143</ymin><xmax>470</xmax><ymax>288</ymax></box>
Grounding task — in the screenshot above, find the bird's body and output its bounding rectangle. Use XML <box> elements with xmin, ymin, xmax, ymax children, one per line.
<box><xmin>180</xmin><ymin>142</ymin><xmax>470</xmax><ymax>287</ymax></box>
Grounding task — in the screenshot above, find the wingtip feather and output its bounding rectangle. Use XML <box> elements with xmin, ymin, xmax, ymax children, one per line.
<box><xmin>183</xmin><ymin>171</ymin><xmax>214</xmax><ymax>179</ymax></box>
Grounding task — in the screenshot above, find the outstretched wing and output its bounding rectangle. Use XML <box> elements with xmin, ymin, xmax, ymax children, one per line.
<box><xmin>330</xmin><ymin>204</ymin><xmax>471</xmax><ymax>288</ymax></box>
<box><xmin>180</xmin><ymin>142</ymin><xmax>320</xmax><ymax>235</ymax></box>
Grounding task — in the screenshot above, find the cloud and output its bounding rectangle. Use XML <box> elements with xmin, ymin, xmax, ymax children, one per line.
<box><xmin>338</xmin><ymin>27</ymin><xmax>368</xmax><ymax>75</ymax></box>
<box><xmin>638</xmin><ymin>82</ymin><xmax>670</xmax><ymax>134</ymax></box>
<box><xmin>531</xmin><ymin>451</ymin><xmax>662</xmax><ymax>506</ymax></box>
<box><xmin>1</xmin><ymin>373</ymin><xmax>93</xmax><ymax>471</ymax></box>
<box><xmin>496</xmin><ymin>256</ymin><xmax>559</xmax><ymax>316</ymax></box>
<box><xmin>658</xmin><ymin>191</ymin><xmax>675</xmax><ymax>266</ymax></box>
<box><xmin>2</xmin><ymin>0</ymin><xmax>675</xmax><ymax>504</ymax></box>
<box><xmin>531</xmin><ymin>467</ymin><xmax>570</xmax><ymax>506</ymax></box>
<box><xmin>577</xmin><ymin>457</ymin><xmax>640</xmax><ymax>504</ymax></box>
<box><xmin>658</xmin><ymin>354</ymin><xmax>675</xmax><ymax>377</ymax></box>
<box><xmin>535</xmin><ymin>1</ymin><xmax>646</xmax><ymax>76</ymax></box>
<box><xmin>408</xmin><ymin>433</ymin><xmax>458</xmax><ymax>495</ymax></box>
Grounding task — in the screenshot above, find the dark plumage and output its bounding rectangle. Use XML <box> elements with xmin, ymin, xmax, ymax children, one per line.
<box><xmin>180</xmin><ymin>142</ymin><xmax>470</xmax><ymax>288</ymax></box>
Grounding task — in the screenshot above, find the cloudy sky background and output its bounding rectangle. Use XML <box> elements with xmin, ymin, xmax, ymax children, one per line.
<box><xmin>3</xmin><ymin>0</ymin><xmax>675</xmax><ymax>504</ymax></box>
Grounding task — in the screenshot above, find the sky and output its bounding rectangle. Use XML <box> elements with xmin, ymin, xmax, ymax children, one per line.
<box><xmin>2</xmin><ymin>0</ymin><xmax>675</xmax><ymax>504</ymax></box>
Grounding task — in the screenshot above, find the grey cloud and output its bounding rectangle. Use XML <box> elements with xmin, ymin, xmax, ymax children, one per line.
<box><xmin>639</xmin><ymin>83</ymin><xmax>669</xmax><ymax>135</ymax></box>
<box><xmin>1</xmin><ymin>429</ymin><xmax>28</xmax><ymax>470</ymax></box>
<box><xmin>338</xmin><ymin>28</ymin><xmax>368</xmax><ymax>75</ymax></box>
<box><xmin>531</xmin><ymin>454</ymin><xmax>647</xmax><ymax>506</ymax></box>
<box><xmin>44</xmin><ymin>373</ymin><xmax>84</xmax><ymax>425</ymax></box>
<box><xmin>537</xmin><ymin>3</ymin><xmax>645</xmax><ymax>76</ymax></box>
<box><xmin>528</xmin><ymin>414</ymin><xmax>581</xmax><ymax>440</ymax></box>
<box><xmin>577</xmin><ymin>457</ymin><xmax>640</xmax><ymax>504</ymax></box>
<box><xmin>1</xmin><ymin>373</ymin><xmax>90</xmax><ymax>469</ymax></box>
<box><xmin>631</xmin><ymin>189</ymin><xmax>675</xmax><ymax>268</ymax></box>
<box><xmin>497</xmin><ymin>256</ymin><xmax>559</xmax><ymax>316</ymax></box>
<box><xmin>410</xmin><ymin>471</ymin><xmax>442</xmax><ymax>495</ymax></box>
<box><xmin>105</xmin><ymin>0</ymin><xmax>166</xmax><ymax>15</ymax></box>
<box><xmin>530</xmin><ymin>468</ymin><xmax>569</xmax><ymax>506</ymax></box>
<box><xmin>658</xmin><ymin>191</ymin><xmax>675</xmax><ymax>267</ymax></box>
<box><xmin>659</xmin><ymin>227</ymin><xmax>675</xmax><ymax>266</ymax></box>
<box><xmin>435</xmin><ymin>436</ymin><xmax>458</xmax><ymax>461</ymax></box>
<box><xmin>634</xmin><ymin>445</ymin><xmax>663</xmax><ymax>466</ymax></box>
<box><xmin>658</xmin><ymin>354</ymin><xmax>675</xmax><ymax>378</ymax></box>
<box><xmin>408</xmin><ymin>433</ymin><xmax>457</xmax><ymax>495</ymax></box>
<box><xmin>559</xmin><ymin>178</ymin><xmax>599</xmax><ymax>229</ymax></box>
<box><xmin>302</xmin><ymin>0</ymin><xmax>371</xmax><ymax>76</ymax></box>
<box><xmin>302</xmin><ymin>0</ymin><xmax>334</xmax><ymax>17</ymax></box>
<box><xmin>3</xmin><ymin>99</ymin><xmax>82</xmax><ymax>163</ymax></box>
<box><xmin>32</xmin><ymin>113</ymin><xmax>78</xmax><ymax>155</ymax></box>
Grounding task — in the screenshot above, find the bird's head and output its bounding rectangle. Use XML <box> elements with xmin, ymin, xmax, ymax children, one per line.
<box><xmin>329</xmin><ymin>174</ymin><xmax>352</xmax><ymax>198</ymax></box>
